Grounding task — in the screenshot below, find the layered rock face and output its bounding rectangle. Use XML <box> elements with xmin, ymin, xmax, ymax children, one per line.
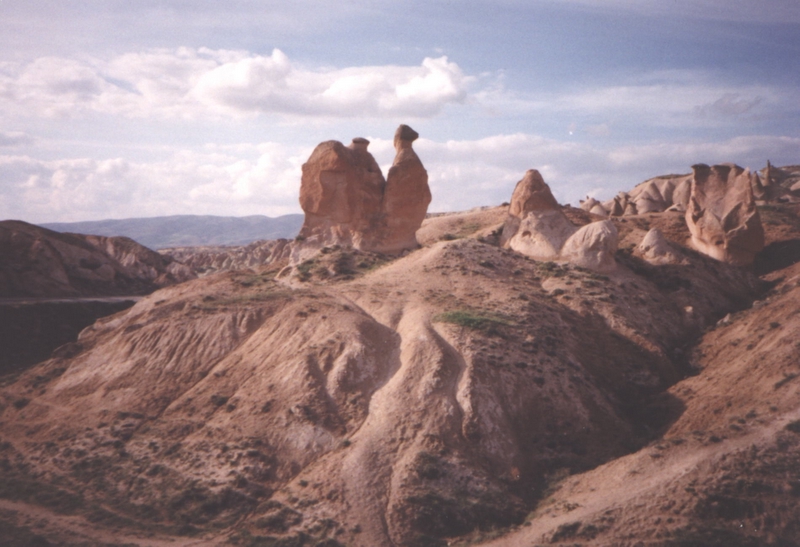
<box><xmin>501</xmin><ymin>170</ymin><xmax>618</xmax><ymax>271</ymax></box>
<box><xmin>685</xmin><ymin>163</ymin><xmax>765</xmax><ymax>266</ymax></box>
<box><xmin>296</xmin><ymin>125</ymin><xmax>430</xmax><ymax>257</ymax></box>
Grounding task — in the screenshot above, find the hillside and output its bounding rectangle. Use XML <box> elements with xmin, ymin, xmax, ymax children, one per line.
<box><xmin>1</xmin><ymin>199</ymin><xmax>797</xmax><ymax>546</ymax></box>
<box><xmin>0</xmin><ymin>220</ymin><xmax>194</xmax><ymax>298</ymax></box>
<box><xmin>41</xmin><ymin>214</ymin><xmax>304</xmax><ymax>250</ymax></box>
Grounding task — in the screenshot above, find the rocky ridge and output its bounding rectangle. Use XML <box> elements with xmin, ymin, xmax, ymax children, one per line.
<box><xmin>0</xmin><ymin>220</ymin><xmax>195</xmax><ymax>298</ymax></box>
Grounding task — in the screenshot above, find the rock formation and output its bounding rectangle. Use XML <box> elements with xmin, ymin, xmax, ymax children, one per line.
<box><xmin>500</xmin><ymin>170</ymin><xmax>576</xmax><ymax>258</ymax></box>
<box><xmin>378</xmin><ymin>125</ymin><xmax>432</xmax><ymax>253</ymax></box>
<box><xmin>685</xmin><ymin>163</ymin><xmax>765</xmax><ymax>266</ymax></box>
<box><xmin>501</xmin><ymin>170</ymin><xmax>618</xmax><ymax>271</ymax></box>
<box><xmin>162</xmin><ymin>239</ymin><xmax>293</xmax><ymax>276</ymax></box>
<box><xmin>297</xmin><ymin>137</ymin><xmax>385</xmax><ymax>251</ymax></box>
<box><xmin>759</xmin><ymin>161</ymin><xmax>800</xmax><ymax>201</ymax></box>
<box><xmin>560</xmin><ymin>219</ymin><xmax>619</xmax><ymax>271</ymax></box>
<box><xmin>582</xmin><ymin>174</ymin><xmax>693</xmax><ymax>217</ymax></box>
<box><xmin>637</xmin><ymin>228</ymin><xmax>680</xmax><ymax>264</ymax></box>
<box><xmin>296</xmin><ymin>125</ymin><xmax>430</xmax><ymax>259</ymax></box>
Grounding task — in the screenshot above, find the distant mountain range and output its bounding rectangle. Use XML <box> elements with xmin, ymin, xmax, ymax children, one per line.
<box><xmin>41</xmin><ymin>214</ymin><xmax>304</xmax><ymax>249</ymax></box>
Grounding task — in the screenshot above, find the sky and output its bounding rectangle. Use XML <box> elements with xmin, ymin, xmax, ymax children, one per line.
<box><xmin>1</xmin><ymin>0</ymin><xmax>799</xmax><ymax>223</ymax></box>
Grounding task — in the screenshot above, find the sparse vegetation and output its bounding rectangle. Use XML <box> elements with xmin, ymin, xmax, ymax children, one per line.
<box><xmin>433</xmin><ymin>309</ymin><xmax>513</xmax><ymax>333</ymax></box>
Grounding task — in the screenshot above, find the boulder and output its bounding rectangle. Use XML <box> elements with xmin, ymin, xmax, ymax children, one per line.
<box><xmin>500</xmin><ymin>170</ymin><xmax>576</xmax><ymax>258</ymax></box>
<box><xmin>637</xmin><ymin>228</ymin><xmax>680</xmax><ymax>264</ymax></box>
<box><xmin>561</xmin><ymin>220</ymin><xmax>619</xmax><ymax>272</ymax></box>
<box><xmin>685</xmin><ymin>163</ymin><xmax>765</xmax><ymax>266</ymax></box>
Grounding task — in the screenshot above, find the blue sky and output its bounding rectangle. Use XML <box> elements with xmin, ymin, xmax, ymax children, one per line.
<box><xmin>2</xmin><ymin>0</ymin><xmax>799</xmax><ymax>223</ymax></box>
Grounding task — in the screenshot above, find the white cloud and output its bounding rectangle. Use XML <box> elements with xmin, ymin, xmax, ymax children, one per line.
<box><xmin>0</xmin><ymin>143</ymin><xmax>310</xmax><ymax>223</ymax></box>
<box><xmin>0</xmin><ymin>48</ymin><xmax>475</xmax><ymax>121</ymax></box>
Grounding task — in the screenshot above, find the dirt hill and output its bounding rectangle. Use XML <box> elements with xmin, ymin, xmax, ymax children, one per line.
<box><xmin>0</xmin><ymin>220</ymin><xmax>195</xmax><ymax>298</ymax></box>
<box><xmin>2</xmin><ymin>194</ymin><xmax>798</xmax><ymax>546</ymax></box>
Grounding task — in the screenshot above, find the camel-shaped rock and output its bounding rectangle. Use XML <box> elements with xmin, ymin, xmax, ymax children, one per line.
<box><xmin>295</xmin><ymin>125</ymin><xmax>431</xmax><ymax>258</ymax></box>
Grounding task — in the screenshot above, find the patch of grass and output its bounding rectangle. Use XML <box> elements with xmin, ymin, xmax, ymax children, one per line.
<box><xmin>433</xmin><ymin>310</ymin><xmax>513</xmax><ymax>333</ymax></box>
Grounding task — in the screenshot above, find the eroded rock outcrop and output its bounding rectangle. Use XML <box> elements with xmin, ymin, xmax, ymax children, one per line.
<box><xmin>560</xmin><ymin>219</ymin><xmax>619</xmax><ymax>271</ymax></box>
<box><xmin>297</xmin><ymin>137</ymin><xmax>386</xmax><ymax>251</ymax></box>
<box><xmin>501</xmin><ymin>170</ymin><xmax>618</xmax><ymax>271</ymax></box>
<box><xmin>378</xmin><ymin>125</ymin><xmax>432</xmax><ymax>253</ymax></box>
<box><xmin>637</xmin><ymin>228</ymin><xmax>681</xmax><ymax>265</ymax></box>
<box><xmin>582</xmin><ymin>174</ymin><xmax>693</xmax><ymax>217</ymax></box>
<box><xmin>686</xmin><ymin>163</ymin><xmax>765</xmax><ymax>266</ymax></box>
<box><xmin>500</xmin><ymin>170</ymin><xmax>576</xmax><ymax>258</ymax></box>
<box><xmin>295</xmin><ymin>125</ymin><xmax>430</xmax><ymax>259</ymax></box>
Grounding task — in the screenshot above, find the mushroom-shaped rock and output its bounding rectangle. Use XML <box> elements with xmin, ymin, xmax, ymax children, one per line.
<box><xmin>375</xmin><ymin>125</ymin><xmax>431</xmax><ymax>253</ymax></box>
<box><xmin>637</xmin><ymin>228</ymin><xmax>679</xmax><ymax>264</ymax></box>
<box><xmin>685</xmin><ymin>163</ymin><xmax>765</xmax><ymax>266</ymax></box>
<box><xmin>561</xmin><ymin>220</ymin><xmax>619</xmax><ymax>272</ymax></box>
<box><xmin>500</xmin><ymin>170</ymin><xmax>576</xmax><ymax>258</ymax></box>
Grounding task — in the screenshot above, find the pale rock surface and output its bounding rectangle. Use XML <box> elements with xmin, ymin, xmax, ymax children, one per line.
<box><xmin>579</xmin><ymin>197</ymin><xmax>610</xmax><ymax>217</ymax></box>
<box><xmin>501</xmin><ymin>170</ymin><xmax>576</xmax><ymax>258</ymax></box>
<box><xmin>501</xmin><ymin>170</ymin><xmax>618</xmax><ymax>270</ymax></box>
<box><xmin>685</xmin><ymin>163</ymin><xmax>765</xmax><ymax>266</ymax></box>
<box><xmin>591</xmin><ymin>174</ymin><xmax>692</xmax><ymax>217</ymax></box>
<box><xmin>560</xmin><ymin>220</ymin><xmax>619</xmax><ymax>272</ymax></box>
<box><xmin>637</xmin><ymin>228</ymin><xmax>680</xmax><ymax>264</ymax></box>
